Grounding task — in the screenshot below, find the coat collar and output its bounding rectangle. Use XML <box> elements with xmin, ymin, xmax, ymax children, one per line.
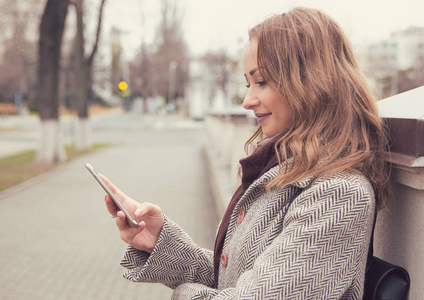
<box><xmin>247</xmin><ymin>160</ymin><xmax>316</xmax><ymax>191</ymax></box>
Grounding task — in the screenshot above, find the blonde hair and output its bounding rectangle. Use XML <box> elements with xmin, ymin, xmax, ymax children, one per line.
<box><xmin>246</xmin><ymin>7</ymin><xmax>389</xmax><ymax>208</ymax></box>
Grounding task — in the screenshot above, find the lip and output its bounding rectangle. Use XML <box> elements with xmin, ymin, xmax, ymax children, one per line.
<box><xmin>255</xmin><ymin>113</ymin><xmax>271</xmax><ymax>124</ymax></box>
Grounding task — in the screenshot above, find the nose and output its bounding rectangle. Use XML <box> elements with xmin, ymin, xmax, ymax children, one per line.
<box><xmin>242</xmin><ymin>89</ymin><xmax>260</xmax><ymax>110</ymax></box>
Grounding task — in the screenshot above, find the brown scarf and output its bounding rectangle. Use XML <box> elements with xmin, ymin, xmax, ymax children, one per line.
<box><xmin>213</xmin><ymin>136</ymin><xmax>281</xmax><ymax>288</ymax></box>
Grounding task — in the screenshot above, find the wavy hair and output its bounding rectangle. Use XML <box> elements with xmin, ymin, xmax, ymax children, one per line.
<box><xmin>246</xmin><ymin>7</ymin><xmax>389</xmax><ymax>208</ymax></box>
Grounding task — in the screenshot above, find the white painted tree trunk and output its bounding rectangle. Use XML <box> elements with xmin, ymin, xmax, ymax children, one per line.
<box><xmin>37</xmin><ymin>119</ymin><xmax>67</xmax><ymax>164</ymax></box>
<box><xmin>74</xmin><ymin>117</ymin><xmax>92</xmax><ymax>151</ymax></box>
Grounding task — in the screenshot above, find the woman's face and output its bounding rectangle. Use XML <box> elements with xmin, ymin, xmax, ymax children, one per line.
<box><xmin>243</xmin><ymin>38</ymin><xmax>293</xmax><ymax>138</ymax></box>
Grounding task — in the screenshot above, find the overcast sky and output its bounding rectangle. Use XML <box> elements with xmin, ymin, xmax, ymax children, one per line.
<box><xmin>102</xmin><ymin>0</ymin><xmax>424</xmax><ymax>58</ymax></box>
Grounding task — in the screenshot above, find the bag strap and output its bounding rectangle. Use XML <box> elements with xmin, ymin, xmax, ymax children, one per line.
<box><xmin>366</xmin><ymin>212</ymin><xmax>377</xmax><ymax>273</ymax></box>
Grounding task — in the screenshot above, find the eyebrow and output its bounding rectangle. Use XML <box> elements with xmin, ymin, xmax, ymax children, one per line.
<box><xmin>244</xmin><ymin>67</ymin><xmax>259</xmax><ymax>78</ymax></box>
<box><xmin>250</xmin><ymin>68</ymin><xmax>258</xmax><ymax>76</ymax></box>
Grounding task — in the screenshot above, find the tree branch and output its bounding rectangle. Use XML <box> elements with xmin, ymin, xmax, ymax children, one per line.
<box><xmin>87</xmin><ymin>0</ymin><xmax>106</xmax><ymax>65</ymax></box>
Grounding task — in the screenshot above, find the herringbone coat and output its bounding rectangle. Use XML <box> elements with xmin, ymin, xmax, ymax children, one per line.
<box><xmin>121</xmin><ymin>165</ymin><xmax>375</xmax><ymax>299</ymax></box>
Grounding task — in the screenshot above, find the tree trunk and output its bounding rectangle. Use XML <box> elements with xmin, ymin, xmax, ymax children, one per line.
<box><xmin>38</xmin><ymin>120</ymin><xmax>67</xmax><ymax>163</ymax></box>
<box><xmin>37</xmin><ymin>0</ymin><xmax>70</xmax><ymax>163</ymax></box>
<box><xmin>73</xmin><ymin>0</ymin><xmax>106</xmax><ymax>151</ymax></box>
<box><xmin>73</xmin><ymin>0</ymin><xmax>90</xmax><ymax>150</ymax></box>
<box><xmin>74</xmin><ymin>0</ymin><xmax>89</xmax><ymax>120</ymax></box>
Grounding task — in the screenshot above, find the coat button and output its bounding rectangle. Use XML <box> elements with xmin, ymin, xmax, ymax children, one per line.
<box><xmin>237</xmin><ymin>210</ymin><xmax>245</xmax><ymax>223</ymax></box>
<box><xmin>221</xmin><ymin>253</ymin><xmax>228</xmax><ymax>267</ymax></box>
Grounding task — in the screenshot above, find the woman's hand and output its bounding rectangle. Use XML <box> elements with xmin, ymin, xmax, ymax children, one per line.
<box><xmin>100</xmin><ymin>174</ymin><xmax>164</xmax><ymax>253</ymax></box>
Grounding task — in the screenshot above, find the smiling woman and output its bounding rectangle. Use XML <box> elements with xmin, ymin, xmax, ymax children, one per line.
<box><xmin>103</xmin><ymin>7</ymin><xmax>390</xmax><ymax>299</ymax></box>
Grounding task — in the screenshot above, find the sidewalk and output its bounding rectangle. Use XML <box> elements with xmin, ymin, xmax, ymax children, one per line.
<box><xmin>0</xmin><ymin>113</ymin><xmax>219</xmax><ymax>299</ymax></box>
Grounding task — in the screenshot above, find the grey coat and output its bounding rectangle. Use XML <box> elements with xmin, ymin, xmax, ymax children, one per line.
<box><xmin>121</xmin><ymin>165</ymin><xmax>375</xmax><ymax>299</ymax></box>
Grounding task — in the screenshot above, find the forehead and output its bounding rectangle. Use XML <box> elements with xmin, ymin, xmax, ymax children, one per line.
<box><xmin>243</xmin><ymin>38</ymin><xmax>258</xmax><ymax>72</ymax></box>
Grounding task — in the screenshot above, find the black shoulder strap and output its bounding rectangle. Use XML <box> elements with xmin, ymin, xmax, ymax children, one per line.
<box><xmin>365</xmin><ymin>212</ymin><xmax>377</xmax><ymax>272</ymax></box>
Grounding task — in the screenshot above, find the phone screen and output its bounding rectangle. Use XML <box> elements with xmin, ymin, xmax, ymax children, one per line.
<box><xmin>85</xmin><ymin>162</ymin><xmax>138</xmax><ymax>227</ymax></box>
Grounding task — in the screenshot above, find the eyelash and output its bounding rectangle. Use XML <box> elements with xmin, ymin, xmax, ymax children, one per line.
<box><xmin>246</xmin><ymin>81</ymin><xmax>266</xmax><ymax>88</ymax></box>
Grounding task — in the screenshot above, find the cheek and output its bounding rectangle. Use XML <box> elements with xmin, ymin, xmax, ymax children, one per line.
<box><xmin>285</xmin><ymin>106</ymin><xmax>294</xmax><ymax>124</ymax></box>
<box><xmin>276</xmin><ymin>101</ymin><xmax>294</xmax><ymax>127</ymax></box>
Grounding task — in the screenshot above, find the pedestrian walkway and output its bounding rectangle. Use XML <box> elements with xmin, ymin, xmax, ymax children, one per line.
<box><xmin>0</xmin><ymin>115</ymin><xmax>219</xmax><ymax>299</ymax></box>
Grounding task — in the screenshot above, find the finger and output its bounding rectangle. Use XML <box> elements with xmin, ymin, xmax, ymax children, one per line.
<box><xmin>116</xmin><ymin>211</ymin><xmax>128</xmax><ymax>230</ymax></box>
<box><xmin>105</xmin><ymin>195</ymin><xmax>119</xmax><ymax>216</ymax></box>
<box><xmin>116</xmin><ymin>211</ymin><xmax>146</xmax><ymax>245</ymax></box>
<box><xmin>99</xmin><ymin>174</ymin><xmax>125</xmax><ymax>199</ymax></box>
<box><xmin>116</xmin><ymin>210</ymin><xmax>143</xmax><ymax>229</ymax></box>
<box><xmin>134</xmin><ymin>207</ymin><xmax>144</xmax><ymax>218</ymax></box>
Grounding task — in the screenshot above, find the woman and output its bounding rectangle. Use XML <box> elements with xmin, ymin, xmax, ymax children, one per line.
<box><xmin>102</xmin><ymin>7</ymin><xmax>388</xmax><ymax>299</ymax></box>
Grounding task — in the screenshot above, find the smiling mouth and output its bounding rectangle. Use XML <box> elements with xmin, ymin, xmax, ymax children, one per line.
<box><xmin>255</xmin><ymin>113</ymin><xmax>271</xmax><ymax>124</ymax></box>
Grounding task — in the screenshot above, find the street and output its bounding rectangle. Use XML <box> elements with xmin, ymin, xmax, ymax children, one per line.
<box><xmin>0</xmin><ymin>111</ymin><xmax>219</xmax><ymax>299</ymax></box>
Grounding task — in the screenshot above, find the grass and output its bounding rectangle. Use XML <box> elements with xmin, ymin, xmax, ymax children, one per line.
<box><xmin>0</xmin><ymin>143</ymin><xmax>112</xmax><ymax>192</ymax></box>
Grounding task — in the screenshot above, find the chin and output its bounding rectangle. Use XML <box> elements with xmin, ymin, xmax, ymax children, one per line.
<box><xmin>262</xmin><ymin>127</ymin><xmax>286</xmax><ymax>138</ymax></box>
<box><xmin>262</xmin><ymin>130</ymin><xmax>275</xmax><ymax>138</ymax></box>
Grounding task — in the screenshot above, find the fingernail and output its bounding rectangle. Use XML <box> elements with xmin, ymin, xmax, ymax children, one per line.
<box><xmin>134</xmin><ymin>208</ymin><xmax>143</xmax><ymax>217</ymax></box>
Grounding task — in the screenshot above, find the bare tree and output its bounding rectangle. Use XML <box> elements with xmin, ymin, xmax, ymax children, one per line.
<box><xmin>71</xmin><ymin>0</ymin><xmax>106</xmax><ymax>151</ymax></box>
<box><xmin>110</xmin><ymin>27</ymin><xmax>123</xmax><ymax>97</ymax></box>
<box><xmin>153</xmin><ymin>0</ymin><xmax>188</xmax><ymax>103</ymax></box>
<box><xmin>203</xmin><ymin>51</ymin><xmax>237</xmax><ymax>104</ymax></box>
<box><xmin>124</xmin><ymin>0</ymin><xmax>188</xmax><ymax>111</ymax></box>
<box><xmin>37</xmin><ymin>0</ymin><xmax>70</xmax><ymax>163</ymax></box>
<box><xmin>0</xmin><ymin>0</ymin><xmax>43</xmax><ymax>108</ymax></box>
<box><xmin>130</xmin><ymin>43</ymin><xmax>155</xmax><ymax>99</ymax></box>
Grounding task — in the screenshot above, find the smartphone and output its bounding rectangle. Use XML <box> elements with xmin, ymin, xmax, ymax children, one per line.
<box><xmin>85</xmin><ymin>162</ymin><xmax>139</xmax><ymax>228</ymax></box>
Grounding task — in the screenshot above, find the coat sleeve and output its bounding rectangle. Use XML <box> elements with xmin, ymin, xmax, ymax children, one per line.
<box><xmin>171</xmin><ymin>178</ymin><xmax>375</xmax><ymax>299</ymax></box>
<box><xmin>120</xmin><ymin>215</ymin><xmax>215</xmax><ymax>289</ymax></box>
